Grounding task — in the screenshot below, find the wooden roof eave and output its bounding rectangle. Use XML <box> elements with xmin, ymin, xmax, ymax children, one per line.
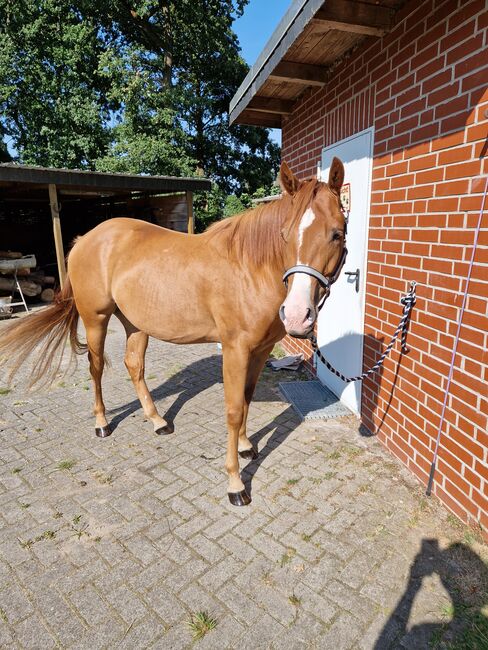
<box><xmin>0</xmin><ymin>164</ymin><xmax>212</xmax><ymax>195</ymax></box>
<box><xmin>230</xmin><ymin>0</ymin><xmax>398</xmax><ymax>128</ymax></box>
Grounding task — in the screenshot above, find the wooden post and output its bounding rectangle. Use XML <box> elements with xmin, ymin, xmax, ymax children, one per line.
<box><xmin>186</xmin><ymin>191</ymin><xmax>194</xmax><ymax>234</ymax></box>
<box><xmin>48</xmin><ymin>184</ymin><xmax>67</xmax><ymax>288</ymax></box>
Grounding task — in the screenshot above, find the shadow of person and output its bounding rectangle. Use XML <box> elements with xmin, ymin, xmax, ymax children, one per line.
<box><xmin>374</xmin><ymin>537</ymin><xmax>488</xmax><ymax>649</ymax></box>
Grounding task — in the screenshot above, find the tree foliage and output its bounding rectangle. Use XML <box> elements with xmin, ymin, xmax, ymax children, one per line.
<box><xmin>0</xmin><ymin>0</ymin><xmax>280</xmax><ymax>221</ymax></box>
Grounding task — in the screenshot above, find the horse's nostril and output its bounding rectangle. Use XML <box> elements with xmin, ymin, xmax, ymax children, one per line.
<box><xmin>306</xmin><ymin>308</ymin><xmax>312</xmax><ymax>322</ymax></box>
<box><xmin>279</xmin><ymin>304</ymin><xmax>286</xmax><ymax>322</ymax></box>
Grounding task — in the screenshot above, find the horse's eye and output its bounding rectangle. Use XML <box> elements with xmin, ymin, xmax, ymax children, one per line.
<box><xmin>331</xmin><ymin>229</ymin><xmax>343</xmax><ymax>242</ymax></box>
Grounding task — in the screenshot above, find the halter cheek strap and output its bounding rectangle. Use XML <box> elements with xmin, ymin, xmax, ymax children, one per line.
<box><xmin>282</xmin><ymin>265</ymin><xmax>331</xmax><ymax>290</ymax></box>
<box><xmin>282</xmin><ymin>246</ymin><xmax>348</xmax><ymax>312</ymax></box>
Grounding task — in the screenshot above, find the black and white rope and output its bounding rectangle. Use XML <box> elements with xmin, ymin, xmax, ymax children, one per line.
<box><xmin>309</xmin><ymin>282</ymin><xmax>417</xmax><ymax>383</ymax></box>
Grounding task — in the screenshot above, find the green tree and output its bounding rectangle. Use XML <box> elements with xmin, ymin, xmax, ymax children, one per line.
<box><xmin>0</xmin><ymin>0</ymin><xmax>115</xmax><ymax>167</ymax></box>
<box><xmin>0</xmin><ymin>0</ymin><xmax>280</xmax><ymax>227</ymax></box>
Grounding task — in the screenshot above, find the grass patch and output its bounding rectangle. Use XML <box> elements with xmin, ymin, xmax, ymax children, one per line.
<box><xmin>0</xmin><ymin>607</ymin><xmax>7</xmax><ymax>622</ymax></box>
<box><xmin>279</xmin><ymin>548</ymin><xmax>296</xmax><ymax>567</ymax></box>
<box><xmin>269</xmin><ymin>344</ymin><xmax>286</xmax><ymax>360</ymax></box>
<box><xmin>286</xmin><ymin>478</ymin><xmax>300</xmax><ymax>486</ymax></box>
<box><xmin>187</xmin><ymin>611</ymin><xmax>217</xmax><ymax>640</ymax></box>
<box><xmin>12</xmin><ymin>467</ymin><xmax>22</xmax><ymax>474</ymax></box>
<box><xmin>288</xmin><ymin>593</ymin><xmax>301</xmax><ymax>606</ymax></box>
<box><xmin>301</xmin><ymin>534</ymin><xmax>312</xmax><ymax>542</ymax></box>
<box><xmin>323</xmin><ymin>471</ymin><xmax>336</xmax><ymax>480</ymax></box>
<box><xmin>71</xmin><ymin>523</ymin><xmax>90</xmax><ymax>539</ymax></box>
<box><xmin>94</xmin><ymin>472</ymin><xmax>114</xmax><ymax>485</ymax></box>
<box><xmin>57</xmin><ymin>459</ymin><xmax>76</xmax><ymax>471</ymax></box>
<box><xmin>166</xmin><ymin>363</ymin><xmax>183</xmax><ymax>378</ymax></box>
<box><xmin>19</xmin><ymin>502</ymin><xmax>30</xmax><ymax>509</ymax></box>
<box><xmin>40</xmin><ymin>530</ymin><xmax>56</xmax><ymax>540</ymax></box>
<box><xmin>327</xmin><ymin>450</ymin><xmax>341</xmax><ymax>460</ymax></box>
<box><xmin>0</xmin><ymin>387</ymin><xmax>11</xmax><ymax>396</ymax></box>
<box><xmin>358</xmin><ymin>484</ymin><xmax>371</xmax><ymax>494</ymax></box>
<box><xmin>261</xmin><ymin>570</ymin><xmax>275</xmax><ymax>586</ymax></box>
<box><xmin>19</xmin><ymin>529</ymin><xmax>56</xmax><ymax>549</ymax></box>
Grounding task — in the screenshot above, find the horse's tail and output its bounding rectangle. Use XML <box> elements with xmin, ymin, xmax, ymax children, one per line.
<box><xmin>0</xmin><ymin>276</ymin><xmax>87</xmax><ymax>389</ymax></box>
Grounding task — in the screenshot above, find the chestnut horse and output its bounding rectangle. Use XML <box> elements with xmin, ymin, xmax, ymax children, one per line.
<box><xmin>0</xmin><ymin>160</ymin><xmax>345</xmax><ymax>505</ymax></box>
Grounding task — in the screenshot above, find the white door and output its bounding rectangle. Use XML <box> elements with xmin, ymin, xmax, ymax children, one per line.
<box><xmin>317</xmin><ymin>128</ymin><xmax>373</xmax><ymax>414</ymax></box>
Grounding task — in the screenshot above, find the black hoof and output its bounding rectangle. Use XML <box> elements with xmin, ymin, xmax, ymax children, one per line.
<box><xmin>228</xmin><ymin>490</ymin><xmax>251</xmax><ymax>506</ymax></box>
<box><xmin>239</xmin><ymin>446</ymin><xmax>258</xmax><ymax>460</ymax></box>
<box><xmin>95</xmin><ymin>425</ymin><xmax>112</xmax><ymax>438</ymax></box>
<box><xmin>155</xmin><ymin>423</ymin><xmax>174</xmax><ymax>435</ymax></box>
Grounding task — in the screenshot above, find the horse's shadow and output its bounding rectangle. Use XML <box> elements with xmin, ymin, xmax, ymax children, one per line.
<box><xmin>107</xmin><ymin>354</ymin><xmax>225</xmax><ymax>431</ymax></box>
<box><xmin>107</xmin><ymin>352</ymin><xmax>290</xmax><ymax>431</ymax></box>
<box><xmin>106</xmin><ymin>350</ymin><xmax>302</xmax><ymax>495</ymax></box>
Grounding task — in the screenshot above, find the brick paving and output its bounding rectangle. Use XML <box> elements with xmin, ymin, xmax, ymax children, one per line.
<box><xmin>0</xmin><ymin>315</ymin><xmax>486</xmax><ymax>649</ymax></box>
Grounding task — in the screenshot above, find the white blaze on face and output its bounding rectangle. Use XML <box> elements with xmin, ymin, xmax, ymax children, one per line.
<box><xmin>297</xmin><ymin>207</ymin><xmax>316</xmax><ymax>264</ymax></box>
<box><xmin>282</xmin><ymin>207</ymin><xmax>316</xmax><ymax>333</ymax></box>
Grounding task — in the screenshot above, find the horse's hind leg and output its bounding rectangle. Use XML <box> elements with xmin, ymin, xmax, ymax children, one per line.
<box><xmin>84</xmin><ymin>315</ymin><xmax>112</xmax><ymax>438</ymax></box>
<box><xmin>119</xmin><ymin>316</ymin><xmax>173</xmax><ymax>435</ymax></box>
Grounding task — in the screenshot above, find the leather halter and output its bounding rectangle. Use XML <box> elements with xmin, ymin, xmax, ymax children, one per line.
<box><xmin>282</xmin><ymin>206</ymin><xmax>349</xmax><ymax>312</ymax></box>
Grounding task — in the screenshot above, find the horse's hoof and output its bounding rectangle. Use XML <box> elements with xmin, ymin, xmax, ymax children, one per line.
<box><xmin>95</xmin><ymin>425</ymin><xmax>112</xmax><ymax>438</ymax></box>
<box><xmin>155</xmin><ymin>423</ymin><xmax>174</xmax><ymax>435</ymax></box>
<box><xmin>228</xmin><ymin>490</ymin><xmax>251</xmax><ymax>506</ymax></box>
<box><xmin>239</xmin><ymin>447</ymin><xmax>258</xmax><ymax>460</ymax></box>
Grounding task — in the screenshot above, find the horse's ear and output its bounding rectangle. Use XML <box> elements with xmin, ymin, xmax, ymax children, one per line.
<box><xmin>280</xmin><ymin>161</ymin><xmax>301</xmax><ymax>196</ymax></box>
<box><xmin>328</xmin><ymin>157</ymin><xmax>344</xmax><ymax>195</ymax></box>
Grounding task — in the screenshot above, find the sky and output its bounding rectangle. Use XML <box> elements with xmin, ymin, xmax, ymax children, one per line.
<box><xmin>233</xmin><ymin>0</ymin><xmax>292</xmax><ymax>146</ymax></box>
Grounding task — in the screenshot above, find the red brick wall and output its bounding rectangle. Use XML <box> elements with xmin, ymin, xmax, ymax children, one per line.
<box><xmin>281</xmin><ymin>0</ymin><xmax>487</xmax><ymax>533</ymax></box>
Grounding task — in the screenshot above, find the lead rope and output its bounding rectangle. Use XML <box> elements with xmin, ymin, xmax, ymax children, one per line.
<box><xmin>308</xmin><ymin>281</ymin><xmax>417</xmax><ymax>383</ymax></box>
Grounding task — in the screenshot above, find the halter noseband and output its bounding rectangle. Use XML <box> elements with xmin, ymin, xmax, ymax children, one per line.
<box><xmin>282</xmin><ymin>205</ymin><xmax>349</xmax><ymax>312</ymax></box>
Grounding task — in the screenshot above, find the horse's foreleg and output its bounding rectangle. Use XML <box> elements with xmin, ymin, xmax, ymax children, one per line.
<box><xmin>222</xmin><ymin>344</ymin><xmax>252</xmax><ymax>506</ymax></box>
<box><xmin>123</xmin><ymin>325</ymin><xmax>173</xmax><ymax>435</ymax></box>
<box><xmin>238</xmin><ymin>344</ymin><xmax>275</xmax><ymax>460</ymax></box>
<box><xmin>85</xmin><ymin>316</ymin><xmax>111</xmax><ymax>438</ymax></box>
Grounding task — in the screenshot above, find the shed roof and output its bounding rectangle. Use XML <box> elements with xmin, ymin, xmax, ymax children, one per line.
<box><xmin>0</xmin><ymin>163</ymin><xmax>211</xmax><ymax>198</ymax></box>
<box><xmin>230</xmin><ymin>0</ymin><xmax>406</xmax><ymax>128</ymax></box>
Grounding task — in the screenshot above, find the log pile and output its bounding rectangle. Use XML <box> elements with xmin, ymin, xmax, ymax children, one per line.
<box><xmin>0</xmin><ymin>251</ymin><xmax>56</xmax><ymax>302</ymax></box>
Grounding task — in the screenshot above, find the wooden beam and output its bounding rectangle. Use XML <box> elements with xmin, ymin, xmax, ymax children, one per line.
<box><xmin>186</xmin><ymin>191</ymin><xmax>194</xmax><ymax>234</ymax></box>
<box><xmin>269</xmin><ymin>61</ymin><xmax>327</xmax><ymax>86</ymax></box>
<box><xmin>248</xmin><ymin>96</ymin><xmax>295</xmax><ymax>115</ymax></box>
<box><xmin>234</xmin><ymin>109</ymin><xmax>282</xmax><ymax>128</ymax></box>
<box><xmin>312</xmin><ymin>17</ymin><xmax>386</xmax><ymax>37</ymax></box>
<box><xmin>314</xmin><ymin>1</ymin><xmax>394</xmax><ymax>33</ymax></box>
<box><xmin>48</xmin><ymin>184</ymin><xmax>67</xmax><ymax>288</ymax></box>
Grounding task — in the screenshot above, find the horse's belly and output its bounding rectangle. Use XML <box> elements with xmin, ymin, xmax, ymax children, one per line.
<box><xmin>113</xmin><ymin>280</ymin><xmax>219</xmax><ymax>344</ymax></box>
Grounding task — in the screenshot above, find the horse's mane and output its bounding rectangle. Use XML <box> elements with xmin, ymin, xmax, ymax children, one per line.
<box><xmin>205</xmin><ymin>179</ymin><xmax>319</xmax><ymax>270</ymax></box>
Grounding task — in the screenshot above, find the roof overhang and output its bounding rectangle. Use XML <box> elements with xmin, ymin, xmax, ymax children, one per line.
<box><xmin>230</xmin><ymin>0</ymin><xmax>404</xmax><ymax>128</ymax></box>
<box><xmin>0</xmin><ymin>164</ymin><xmax>212</xmax><ymax>199</ymax></box>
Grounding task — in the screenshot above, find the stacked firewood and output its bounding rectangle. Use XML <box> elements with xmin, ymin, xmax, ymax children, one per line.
<box><xmin>0</xmin><ymin>251</ymin><xmax>56</xmax><ymax>302</ymax></box>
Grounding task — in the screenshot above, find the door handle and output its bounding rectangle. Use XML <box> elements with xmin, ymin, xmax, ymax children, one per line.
<box><xmin>344</xmin><ymin>268</ymin><xmax>360</xmax><ymax>292</ymax></box>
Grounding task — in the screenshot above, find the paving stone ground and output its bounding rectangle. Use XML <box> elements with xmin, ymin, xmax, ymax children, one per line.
<box><xmin>0</xmin><ymin>314</ymin><xmax>486</xmax><ymax>649</ymax></box>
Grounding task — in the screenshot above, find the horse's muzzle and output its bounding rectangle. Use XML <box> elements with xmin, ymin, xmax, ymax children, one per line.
<box><xmin>279</xmin><ymin>303</ymin><xmax>316</xmax><ymax>338</ymax></box>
